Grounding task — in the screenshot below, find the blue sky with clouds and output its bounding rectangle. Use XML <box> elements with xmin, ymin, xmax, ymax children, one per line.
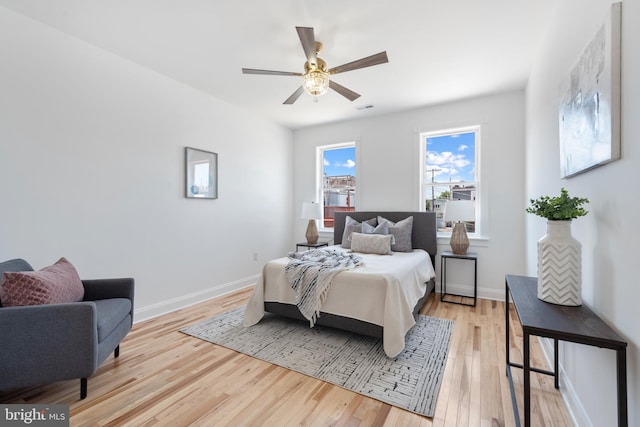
<box><xmin>323</xmin><ymin>146</ymin><xmax>355</xmax><ymax>176</ymax></box>
<box><xmin>425</xmin><ymin>132</ymin><xmax>475</xmax><ymax>183</ymax></box>
<box><xmin>321</xmin><ymin>134</ymin><xmax>474</xmax><ymax>181</ymax></box>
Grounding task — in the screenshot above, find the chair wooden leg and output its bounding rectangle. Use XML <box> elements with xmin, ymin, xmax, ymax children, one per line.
<box><xmin>80</xmin><ymin>378</ymin><xmax>87</xmax><ymax>400</ymax></box>
<box><xmin>114</xmin><ymin>345</ymin><xmax>120</xmax><ymax>358</ymax></box>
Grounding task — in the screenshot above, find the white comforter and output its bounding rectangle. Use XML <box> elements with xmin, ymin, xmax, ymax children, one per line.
<box><xmin>243</xmin><ymin>245</ymin><xmax>436</xmax><ymax>357</ymax></box>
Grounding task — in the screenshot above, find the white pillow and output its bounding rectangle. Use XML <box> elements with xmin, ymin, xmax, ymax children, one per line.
<box><xmin>350</xmin><ymin>232</ymin><xmax>394</xmax><ymax>255</ymax></box>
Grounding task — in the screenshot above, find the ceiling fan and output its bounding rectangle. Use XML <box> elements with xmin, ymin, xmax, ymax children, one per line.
<box><xmin>242</xmin><ymin>27</ymin><xmax>389</xmax><ymax>104</ymax></box>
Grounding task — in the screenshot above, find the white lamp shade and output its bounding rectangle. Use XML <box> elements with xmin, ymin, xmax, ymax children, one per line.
<box><xmin>444</xmin><ymin>200</ymin><xmax>475</xmax><ymax>222</ymax></box>
<box><xmin>301</xmin><ymin>202</ymin><xmax>322</xmax><ymax>220</ymax></box>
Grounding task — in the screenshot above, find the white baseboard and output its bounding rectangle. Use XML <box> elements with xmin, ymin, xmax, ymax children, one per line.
<box><xmin>539</xmin><ymin>338</ymin><xmax>590</xmax><ymax>427</ymax></box>
<box><xmin>435</xmin><ymin>282</ymin><xmax>504</xmax><ymax>301</ymax></box>
<box><xmin>133</xmin><ymin>274</ymin><xmax>259</xmax><ymax>323</ymax></box>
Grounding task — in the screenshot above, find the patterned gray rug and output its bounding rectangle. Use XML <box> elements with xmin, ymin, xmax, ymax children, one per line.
<box><xmin>180</xmin><ymin>306</ymin><xmax>454</xmax><ymax>417</ymax></box>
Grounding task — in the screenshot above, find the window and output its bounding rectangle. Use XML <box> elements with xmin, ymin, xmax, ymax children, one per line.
<box><xmin>318</xmin><ymin>143</ymin><xmax>356</xmax><ymax>228</ymax></box>
<box><xmin>420</xmin><ymin>127</ymin><xmax>479</xmax><ymax>234</ymax></box>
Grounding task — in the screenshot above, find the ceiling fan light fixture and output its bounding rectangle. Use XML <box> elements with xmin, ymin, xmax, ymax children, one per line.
<box><xmin>242</xmin><ymin>27</ymin><xmax>388</xmax><ymax>104</ymax></box>
<box><xmin>303</xmin><ymin>69</ymin><xmax>330</xmax><ymax>97</ymax></box>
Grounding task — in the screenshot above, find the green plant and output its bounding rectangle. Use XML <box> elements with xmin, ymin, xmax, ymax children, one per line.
<box><xmin>526</xmin><ymin>188</ymin><xmax>589</xmax><ymax>220</ymax></box>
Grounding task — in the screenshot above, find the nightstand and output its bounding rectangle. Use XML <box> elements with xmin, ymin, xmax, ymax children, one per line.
<box><xmin>295</xmin><ymin>242</ymin><xmax>329</xmax><ymax>251</ymax></box>
<box><xmin>440</xmin><ymin>251</ymin><xmax>477</xmax><ymax>307</ymax></box>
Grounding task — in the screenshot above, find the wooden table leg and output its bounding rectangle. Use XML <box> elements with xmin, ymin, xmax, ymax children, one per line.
<box><xmin>505</xmin><ymin>281</ymin><xmax>510</xmax><ymax>376</ymax></box>
<box><xmin>524</xmin><ymin>331</ymin><xmax>530</xmax><ymax>427</ymax></box>
<box><xmin>617</xmin><ymin>349</ymin><xmax>628</xmax><ymax>426</ymax></box>
<box><xmin>554</xmin><ymin>339</ymin><xmax>559</xmax><ymax>389</ymax></box>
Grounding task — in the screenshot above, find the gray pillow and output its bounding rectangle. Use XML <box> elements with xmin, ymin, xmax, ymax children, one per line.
<box><xmin>361</xmin><ymin>221</ymin><xmax>390</xmax><ymax>235</ymax></box>
<box><xmin>378</xmin><ymin>216</ymin><xmax>413</xmax><ymax>252</ymax></box>
<box><xmin>350</xmin><ymin>232</ymin><xmax>394</xmax><ymax>255</ymax></box>
<box><xmin>341</xmin><ymin>216</ymin><xmax>377</xmax><ymax>249</ymax></box>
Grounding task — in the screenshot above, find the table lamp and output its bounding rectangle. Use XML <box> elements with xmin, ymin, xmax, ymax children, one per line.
<box><xmin>444</xmin><ymin>200</ymin><xmax>475</xmax><ymax>255</ymax></box>
<box><xmin>301</xmin><ymin>202</ymin><xmax>322</xmax><ymax>244</ymax></box>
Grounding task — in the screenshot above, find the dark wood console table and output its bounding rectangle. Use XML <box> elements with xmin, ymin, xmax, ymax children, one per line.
<box><xmin>505</xmin><ymin>274</ymin><xmax>627</xmax><ymax>427</ymax></box>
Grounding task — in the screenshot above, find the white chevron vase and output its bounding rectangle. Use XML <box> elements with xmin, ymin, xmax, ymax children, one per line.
<box><xmin>537</xmin><ymin>220</ymin><xmax>582</xmax><ymax>306</ymax></box>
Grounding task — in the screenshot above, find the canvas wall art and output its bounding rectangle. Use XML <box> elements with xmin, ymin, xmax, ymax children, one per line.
<box><xmin>559</xmin><ymin>2</ymin><xmax>621</xmax><ymax>178</ymax></box>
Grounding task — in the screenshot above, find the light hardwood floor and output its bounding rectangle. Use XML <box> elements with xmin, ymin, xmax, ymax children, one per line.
<box><xmin>1</xmin><ymin>288</ymin><xmax>574</xmax><ymax>426</ymax></box>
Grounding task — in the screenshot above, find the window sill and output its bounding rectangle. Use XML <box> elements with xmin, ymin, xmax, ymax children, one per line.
<box><xmin>320</xmin><ymin>229</ymin><xmax>488</xmax><ymax>248</ymax></box>
<box><xmin>437</xmin><ymin>234</ymin><xmax>489</xmax><ymax>248</ymax></box>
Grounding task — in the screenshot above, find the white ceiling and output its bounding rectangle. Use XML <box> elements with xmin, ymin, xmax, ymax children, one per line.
<box><xmin>0</xmin><ymin>0</ymin><xmax>556</xmax><ymax>129</ymax></box>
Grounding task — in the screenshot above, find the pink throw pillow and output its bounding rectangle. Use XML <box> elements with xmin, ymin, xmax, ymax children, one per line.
<box><xmin>0</xmin><ymin>257</ymin><xmax>85</xmax><ymax>307</ymax></box>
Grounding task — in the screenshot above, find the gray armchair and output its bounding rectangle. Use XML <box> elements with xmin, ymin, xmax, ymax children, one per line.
<box><xmin>0</xmin><ymin>258</ymin><xmax>134</xmax><ymax>399</ymax></box>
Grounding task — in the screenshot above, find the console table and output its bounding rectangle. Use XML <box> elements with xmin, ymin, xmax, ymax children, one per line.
<box><xmin>505</xmin><ymin>274</ymin><xmax>628</xmax><ymax>427</ymax></box>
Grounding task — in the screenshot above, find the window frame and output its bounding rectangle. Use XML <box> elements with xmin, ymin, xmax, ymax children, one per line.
<box><xmin>419</xmin><ymin>125</ymin><xmax>482</xmax><ymax>238</ymax></box>
<box><xmin>317</xmin><ymin>141</ymin><xmax>357</xmax><ymax>231</ymax></box>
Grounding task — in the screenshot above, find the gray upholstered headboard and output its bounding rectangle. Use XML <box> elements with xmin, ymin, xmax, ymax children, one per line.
<box><xmin>333</xmin><ymin>211</ymin><xmax>437</xmax><ymax>264</ymax></box>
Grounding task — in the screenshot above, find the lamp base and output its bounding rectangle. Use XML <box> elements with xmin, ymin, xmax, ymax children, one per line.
<box><xmin>305</xmin><ymin>219</ymin><xmax>318</xmax><ymax>244</ymax></box>
<box><xmin>450</xmin><ymin>222</ymin><xmax>469</xmax><ymax>255</ymax></box>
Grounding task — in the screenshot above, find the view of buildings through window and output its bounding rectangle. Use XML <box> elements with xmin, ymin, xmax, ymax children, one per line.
<box><xmin>320</xmin><ymin>144</ymin><xmax>356</xmax><ymax>228</ymax></box>
<box><xmin>422</xmin><ymin>128</ymin><xmax>478</xmax><ymax>233</ymax></box>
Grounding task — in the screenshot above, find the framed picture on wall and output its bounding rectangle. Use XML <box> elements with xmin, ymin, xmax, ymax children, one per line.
<box><xmin>558</xmin><ymin>2</ymin><xmax>621</xmax><ymax>178</ymax></box>
<box><xmin>185</xmin><ymin>147</ymin><xmax>218</xmax><ymax>199</ymax></box>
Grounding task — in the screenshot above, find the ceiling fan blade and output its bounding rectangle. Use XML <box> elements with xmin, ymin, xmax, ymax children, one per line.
<box><xmin>328</xmin><ymin>51</ymin><xmax>389</xmax><ymax>75</ymax></box>
<box><xmin>296</xmin><ymin>26</ymin><xmax>317</xmax><ymax>65</ymax></box>
<box><xmin>283</xmin><ymin>86</ymin><xmax>305</xmax><ymax>104</ymax></box>
<box><xmin>242</xmin><ymin>68</ymin><xmax>302</xmax><ymax>76</ymax></box>
<box><xmin>329</xmin><ymin>80</ymin><xmax>361</xmax><ymax>101</ymax></box>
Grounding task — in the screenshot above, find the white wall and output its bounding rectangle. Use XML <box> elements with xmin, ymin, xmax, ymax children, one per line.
<box><xmin>293</xmin><ymin>91</ymin><xmax>527</xmax><ymax>300</ymax></box>
<box><xmin>526</xmin><ymin>0</ymin><xmax>639</xmax><ymax>425</ymax></box>
<box><xmin>0</xmin><ymin>7</ymin><xmax>293</xmax><ymax>320</ymax></box>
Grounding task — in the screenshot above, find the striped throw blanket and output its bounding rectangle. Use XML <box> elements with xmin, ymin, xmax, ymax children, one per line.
<box><xmin>285</xmin><ymin>248</ymin><xmax>363</xmax><ymax>327</ymax></box>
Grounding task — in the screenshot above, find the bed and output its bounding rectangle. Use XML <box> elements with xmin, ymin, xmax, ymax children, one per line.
<box><xmin>243</xmin><ymin>211</ymin><xmax>438</xmax><ymax>357</ymax></box>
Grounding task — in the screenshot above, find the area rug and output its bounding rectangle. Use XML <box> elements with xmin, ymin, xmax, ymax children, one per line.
<box><xmin>180</xmin><ymin>306</ymin><xmax>454</xmax><ymax>417</ymax></box>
